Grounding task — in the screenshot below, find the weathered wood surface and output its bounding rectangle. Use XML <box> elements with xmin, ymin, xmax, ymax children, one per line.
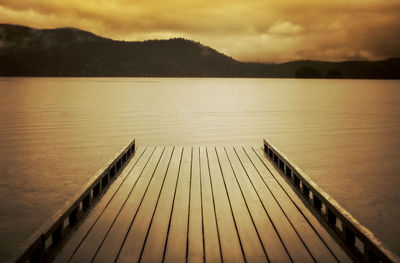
<box><xmin>263</xmin><ymin>139</ymin><xmax>400</xmax><ymax>263</ymax></box>
<box><xmin>12</xmin><ymin>139</ymin><xmax>136</xmax><ymax>263</ymax></box>
<box><xmin>54</xmin><ymin>146</ymin><xmax>352</xmax><ymax>263</ymax></box>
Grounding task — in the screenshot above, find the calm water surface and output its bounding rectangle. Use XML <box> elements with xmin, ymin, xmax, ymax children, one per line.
<box><xmin>0</xmin><ymin>78</ymin><xmax>399</xmax><ymax>259</ymax></box>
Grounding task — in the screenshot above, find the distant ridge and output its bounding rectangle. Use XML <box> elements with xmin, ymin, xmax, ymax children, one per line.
<box><xmin>0</xmin><ymin>24</ymin><xmax>399</xmax><ymax>78</ymax></box>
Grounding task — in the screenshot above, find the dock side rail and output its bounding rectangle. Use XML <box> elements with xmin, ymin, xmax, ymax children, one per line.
<box><xmin>263</xmin><ymin>139</ymin><xmax>400</xmax><ymax>263</ymax></box>
<box><xmin>12</xmin><ymin>138</ymin><xmax>136</xmax><ymax>263</ymax></box>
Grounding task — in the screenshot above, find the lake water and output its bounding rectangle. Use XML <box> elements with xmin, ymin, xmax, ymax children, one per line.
<box><xmin>0</xmin><ymin>77</ymin><xmax>399</xmax><ymax>260</ymax></box>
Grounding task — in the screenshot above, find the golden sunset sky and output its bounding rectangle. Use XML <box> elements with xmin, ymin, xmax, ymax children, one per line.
<box><xmin>1</xmin><ymin>0</ymin><xmax>399</xmax><ymax>63</ymax></box>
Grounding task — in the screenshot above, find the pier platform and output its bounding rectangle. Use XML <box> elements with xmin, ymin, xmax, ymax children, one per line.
<box><xmin>13</xmin><ymin>139</ymin><xmax>400</xmax><ymax>263</ymax></box>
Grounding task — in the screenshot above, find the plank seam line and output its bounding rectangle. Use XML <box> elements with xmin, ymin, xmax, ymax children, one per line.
<box><xmin>186</xmin><ymin>146</ymin><xmax>193</xmax><ymax>263</ymax></box>
<box><xmin>67</xmin><ymin>147</ymin><xmax>149</xmax><ymax>262</ymax></box>
<box><xmin>138</xmin><ymin>147</ymin><xmax>176</xmax><ymax>262</ymax></box>
<box><xmin>114</xmin><ymin>146</ymin><xmax>166</xmax><ymax>262</ymax></box>
<box><xmin>243</xmin><ymin>147</ymin><xmax>316</xmax><ymax>262</ymax></box>
<box><xmin>224</xmin><ymin>147</ymin><xmax>270</xmax><ymax>263</ymax></box>
<box><xmin>233</xmin><ymin>147</ymin><xmax>293</xmax><ymax>263</ymax></box>
<box><xmin>162</xmin><ymin>147</ymin><xmax>184</xmax><ymax>262</ymax></box>
<box><xmin>214</xmin><ymin>147</ymin><xmax>247</xmax><ymax>263</ymax></box>
<box><xmin>252</xmin><ymin>146</ymin><xmax>341</xmax><ymax>262</ymax></box>
<box><xmin>198</xmin><ymin>147</ymin><xmax>206</xmax><ymax>263</ymax></box>
<box><xmin>205</xmin><ymin>147</ymin><xmax>223</xmax><ymax>263</ymax></box>
<box><xmin>89</xmin><ymin>147</ymin><xmax>156</xmax><ymax>262</ymax></box>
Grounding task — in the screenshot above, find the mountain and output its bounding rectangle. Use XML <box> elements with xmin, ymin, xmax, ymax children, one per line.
<box><xmin>0</xmin><ymin>24</ymin><xmax>399</xmax><ymax>78</ymax></box>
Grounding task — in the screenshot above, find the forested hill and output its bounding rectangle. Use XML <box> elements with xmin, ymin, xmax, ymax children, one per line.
<box><xmin>0</xmin><ymin>24</ymin><xmax>399</xmax><ymax>78</ymax></box>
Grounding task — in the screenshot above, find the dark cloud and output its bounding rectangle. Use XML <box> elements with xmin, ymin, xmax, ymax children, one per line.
<box><xmin>0</xmin><ymin>0</ymin><xmax>399</xmax><ymax>62</ymax></box>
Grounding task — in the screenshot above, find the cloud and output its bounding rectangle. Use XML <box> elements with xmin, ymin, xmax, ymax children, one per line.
<box><xmin>267</xmin><ymin>21</ymin><xmax>304</xmax><ymax>35</ymax></box>
<box><xmin>0</xmin><ymin>0</ymin><xmax>399</xmax><ymax>62</ymax></box>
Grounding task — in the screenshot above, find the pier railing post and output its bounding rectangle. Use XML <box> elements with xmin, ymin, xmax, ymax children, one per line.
<box><xmin>68</xmin><ymin>207</ymin><xmax>78</xmax><ymax>226</ymax></box>
<box><xmin>263</xmin><ymin>138</ymin><xmax>400</xmax><ymax>263</ymax></box>
<box><xmin>327</xmin><ymin>209</ymin><xmax>336</xmax><ymax>226</ymax></box>
<box><xmin>12</xmin><ymin>138</ymin><xmax>136</xmax><ymax>263</ymax></box>
<box><xmin>82</xmin><ymin>193</ymin><xmax>91</xmax><ymax>210</ymax></box>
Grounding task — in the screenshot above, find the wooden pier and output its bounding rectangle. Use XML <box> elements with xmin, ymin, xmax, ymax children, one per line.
<box><xmin>12</xmin><ymin>139</ymin><xmax>400</xmax><ymax>263</ymax></box>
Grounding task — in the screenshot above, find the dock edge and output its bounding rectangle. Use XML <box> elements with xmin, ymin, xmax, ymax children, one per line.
<box><xmin>263</xmin><ymin>138</ymin><xmax>400</xmax><ymax>263</ymax></box>
<box><xmin>10</xmin><ymin>138</ymin><xmax>136</xmax><ymax>263</ymax></box>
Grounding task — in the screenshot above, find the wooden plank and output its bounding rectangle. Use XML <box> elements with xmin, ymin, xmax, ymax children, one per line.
<box><xmin>54</xmin><ymin>148</ymin><xmax>154</xmax><ymax>262</ymax></box>
<box><xmin>52</xmin><ymin>143</ymin><xmax>352</xmax><ymax>263</ymax></box>
<box><xmin>243</xmin><ymin>146</ymin><xmax>338</xmax><ymax>263</ymax></box>
<box><xmin>215</xmin><ymin>147</ymin><xmax>268</xmax><ymax>263</ymax></box>
<box><xmin>116</xmin><ymin>147</ymin><xmax>173</xmax><ymax>262</ymax></box>
<box><xmin>188</xmin><ymin>147</ymin><xmax>204</xmax><ymax>263</ymax></box>
<box><xmin>54</xmin><ymin>147</ymin><xmax>148</xmax><ymax>263</ymax></box>
<box><xmin>234</xmin><ymin>146</ymin><xmax>314</xmax><ymax>262</ymax></box>
<box><xmin>252</xmin><ymin>147</ymin><xmax>352</xmax><ymax>263</ymax></box>
<box><xmin>199</xmin><ymin>147</ymin><xmax>221</xmax><ymax>263</ymax></box>
<box><xmin>225</xmin><ymin>147</ymin><xmax>291</xmax><ymax>262</ymax></box>
<box><xmin>139</xmin><ymin>147</ymin><xmax>183</xmax><ymax>263</ymax></box>
<box><xmin>164</xmin><ymin>147</ymin><xmax>192</xmax><ymax>263</ymax></box>
<box><xmin>207</xmin><ymin>147</ymin><xmax>245</xmax><ymax>263</ymax></box>
<box><xmin>69</xmin><ymin>147</ymin><xmax>162</xmax><ymax>263</ymax></box>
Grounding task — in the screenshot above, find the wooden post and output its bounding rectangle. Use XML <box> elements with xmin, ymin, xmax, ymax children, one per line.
<box><xmin>69</xmin><ymin>207</ymin><xmax>78</xmax><ymax>226</ymax></box>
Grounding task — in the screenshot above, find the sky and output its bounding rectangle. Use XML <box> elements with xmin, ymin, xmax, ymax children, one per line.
<box><xmin>0</xmin><ymin>0</ymin><xmax>400</xmax><ymax>63</ymax></box>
